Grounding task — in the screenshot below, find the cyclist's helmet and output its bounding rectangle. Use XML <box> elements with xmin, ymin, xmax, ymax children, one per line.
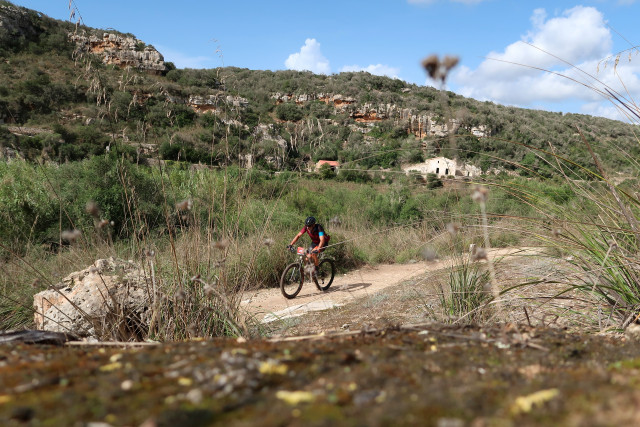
<box><xmin>305</xmin><ymin>216</ymin><xmax>316</xmax><ymax>227</ymax></box>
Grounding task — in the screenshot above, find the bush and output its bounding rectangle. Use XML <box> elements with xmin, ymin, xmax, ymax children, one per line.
<box><xmin>275</xmin><ymin>103</ymin><xmax>304</xmax><ymax>122</ymax></box>
<box><xmin>426</xmin><ymin>173</ymin><xmax>443</xmax><ymax>189</ymax></box>
<box><xmin>318</xmin><ymin>163</ymin><xmax>336</xmax><ymax>180</ymax></box>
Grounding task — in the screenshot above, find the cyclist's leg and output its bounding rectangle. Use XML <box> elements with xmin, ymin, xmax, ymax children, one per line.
<box><xmin>308</xmin><ymin>244</ymin><xmax>319</xmax><ymax>266</ymax></box>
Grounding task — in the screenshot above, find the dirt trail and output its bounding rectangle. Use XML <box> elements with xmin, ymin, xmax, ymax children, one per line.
<box><xmin>243</xmin><ymin>247</ymin><xmax>536</xmax><ymax>323</ymax></box>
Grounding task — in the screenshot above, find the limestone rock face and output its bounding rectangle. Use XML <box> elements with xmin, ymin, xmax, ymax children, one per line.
<box><xmin>33</xmin><ymin>257</ymin><xmax>152</xmax><ymax>340</ymax></box>
<box><xmin>0</xmin><ymin>4</ymin><xmax>41</xmax><ymax>45</ymax></box>
<box><xmin>70</xmin><ymin>32</ymin><xmax>167</xmax><ymax>74</ymax></box>
<box><xmin>186</xmin><ymin>94</ymin><xmax>249</xmax><ymax>113</ymax></box>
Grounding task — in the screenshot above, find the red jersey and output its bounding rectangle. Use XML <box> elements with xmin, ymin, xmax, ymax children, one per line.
<box><xmin>300</xmin><ymin>224</ymin><xmax>330</xmax><ymax>245</ymax></box>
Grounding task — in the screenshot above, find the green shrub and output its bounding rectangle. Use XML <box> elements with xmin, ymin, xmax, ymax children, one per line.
<box><xmin>275</xmin><ymin>103</ymin><xmax>304</xmax><ymax>122</ymax></box>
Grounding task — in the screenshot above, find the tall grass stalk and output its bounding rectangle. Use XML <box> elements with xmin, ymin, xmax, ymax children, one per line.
<box><xmin>439</xmin><ymin>254</ymin><xmax>492</xmax><ymax>324</ymax></box>
<box><xmin>487</xmin><ymin>43</ymin><xmax>640</xmax><ymax>330</ymax></box>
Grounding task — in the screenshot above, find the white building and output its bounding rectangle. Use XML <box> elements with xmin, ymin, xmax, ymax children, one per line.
<box><xmin>403</xmin><ymin>157</ymin><xmax>481</xmax><ymax>178</ymax></box>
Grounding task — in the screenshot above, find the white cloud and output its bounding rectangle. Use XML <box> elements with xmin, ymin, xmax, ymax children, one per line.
<box><xmin>285</xmin><ymin>39</ymin><xmax>331</xmax><ymax>74</ymax></box>
<box><xmin>580</xmin><ymin>102</ymin><xmax>627</xmax><ymax>120</ymax></box>
<box><xmin>156</xmin><ymin>45</ymin><xmax>211</xmax><ymax>69</ymax></box>
<box><xmin>340</xmin><ymin>64</ymin><xmax>401</xmax><ymax>79</ymax></box>
<box><xmin>452</xmin><ymin>6</ymin><xmax>640</xmax><ymax>119</ymax></box>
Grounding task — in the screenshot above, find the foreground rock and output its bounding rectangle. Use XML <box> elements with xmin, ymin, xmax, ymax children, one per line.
<box><xmin>33</xmin><ymin>258</ymin><xmax>152</xmax><ymax>340</ymax></box>
<box><xmin>0</xmin><ymin>325</ymin><xmax>636</xmax><ymax>426</ymax></box>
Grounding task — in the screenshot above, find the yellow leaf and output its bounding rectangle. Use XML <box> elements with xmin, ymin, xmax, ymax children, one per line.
<box><xmin>511</xmin><ymin>388</ymin><xmax>559</xmax><ymax>415</ymax></box>
<box><xmin>276</xmin><ymin>390</ymin><xmax>315</xmax><ymax>405</ymax></box>
<box><xmin>0</xmin><ymin>395</ymin><xmax>12</xmax><ymax>404</ymax></box>
<box><xmin>99</xmin><ymin>362</ymin><xmax>122</xmax><ymax>372</ymax></box>
<box><xmin>375</xmin><ymin>391</ymin><xmax>387</xmax><ymax>403</ymax></box>
<box><xmin>178</xmin><ymin>377</ymin><xmax>193</xmax><ymax>386</ymax></box>
<box><xmin>259</xmin><ymin>360</ymin><xmax>288</xmax><ymax>375</ymax></box>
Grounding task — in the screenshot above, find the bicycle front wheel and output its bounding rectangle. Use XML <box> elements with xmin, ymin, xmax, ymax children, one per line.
<box><xmin>280</xmin><ymin>263</ymin><xmax>304</xmax><ymax>299</ymax></box>
<box><xmin>313</xmin><ymin>258</ymin><xmax>335</xmax><ymax>291</ymax></box>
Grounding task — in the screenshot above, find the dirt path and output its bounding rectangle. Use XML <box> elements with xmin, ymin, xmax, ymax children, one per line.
<box><xmin>243</xmin><ymin>247</ymin><xmax>536</xmax><ymax>323</ymax></box>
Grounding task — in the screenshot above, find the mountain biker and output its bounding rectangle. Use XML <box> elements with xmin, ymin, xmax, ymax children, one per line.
<box><xmin>288</xmin><ymin>216</ymin><xmax>330</xmax><ymax>268</ymax></box>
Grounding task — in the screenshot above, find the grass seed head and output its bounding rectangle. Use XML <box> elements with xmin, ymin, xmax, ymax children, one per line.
<box><xmin>472</xmin><ymin>186</ymin><xmax>489</xmax><ymax>203</ymax></box>
<box><xmin>175</xmin><ymin>199</ymin><xmax>193</xmax><ymax>212</ymax></box>
<box><xmin>187</xmin><ymin>324</ymin><xmax>198</xmax><ymax>336</ymax></box>
<box><xmin>421</xmin><ymin>247</ymin><xmax>438</xmax><ymax>262</ymax></box>
<box><xmin>446</xmin><ymin>222</ymin><xmax>461</xmax><ymax>236</ymax></box>
<box><xmin>85</xmin><ymin>201</ymin><xmax>100</xmax><ymax>218</ymax></box>
<box><xmin>212</xmin><ymin>239</ymin><xmax>230</xmax><ymax>250</ymax></box>
<box><xmin>203</xmin><ymin>284</ymin><xmax>215</xmax><ymax>297</ymax></box>
<box><xmin>442</xmin><ymin>55</ymin><xmax>459</xmax><ymax>71</ymax></box>
<box><xmin>422</xmin><ymin>54</ymin><xmax>459</xmax><ymax>82</ymax></box>
<box><xmin>471</xmin><ymin>246</ymin><xmax>488</xmax><ymax>261</ymax></box>
<box><xmin>422</xmin><ymin>55</ymin><xmax>440</xmax><ymax>80</ymax></box>
<box><xmin>263</xmin><ymin>238</ymin><xmax>275</xmax><ymax>247</ymax></box>
<box><xmin>61</xmin><ymin>229</ymin><xmax>82</xmax><ymax>243</ymax></box>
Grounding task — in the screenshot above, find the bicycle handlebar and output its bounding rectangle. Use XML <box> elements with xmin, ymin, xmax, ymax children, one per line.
<box><xmin>287</xmin><ymin>246</ymin><xmax>314</xmax><ymax>255</ymax></box>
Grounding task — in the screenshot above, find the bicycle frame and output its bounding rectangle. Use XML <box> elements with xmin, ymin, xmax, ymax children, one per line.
<box><xmin>280</xmin><ymin>246</ymin><xmax>336</xmax><ymax>299</ymax></box>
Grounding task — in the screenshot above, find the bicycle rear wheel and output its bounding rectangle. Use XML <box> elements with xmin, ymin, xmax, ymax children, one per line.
<box><xmin>280</xmin><ymin>263</ymin><xmax>304</xmax><ymax>299</ymax></box>
<box><xmin>313</xmin><ymin>258</ymin><xmax>335</xmax><ymax>291</ymax></box>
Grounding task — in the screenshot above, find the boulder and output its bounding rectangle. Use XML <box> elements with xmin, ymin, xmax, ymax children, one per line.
<box><xmin>33</xmin><ymin>257</ymin><xmax>152</xmax><ymax>341</ymax></box>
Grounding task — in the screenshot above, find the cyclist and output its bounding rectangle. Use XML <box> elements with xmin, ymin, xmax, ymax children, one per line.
<box><xmin>288</xmin><ymin>216</ymin><xmax>330</xmax><ymax>268</ymax></box>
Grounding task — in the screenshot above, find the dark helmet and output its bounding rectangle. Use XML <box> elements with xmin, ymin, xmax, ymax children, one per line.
<box><xmin>305</xmin><ymin>216</ymin><xmax>316</xmax><ymax>227</ymax></box>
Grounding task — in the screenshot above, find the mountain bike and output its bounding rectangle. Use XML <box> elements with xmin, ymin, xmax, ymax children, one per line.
<box><xmin>280</xmin><ymin>246</ymin><xmax>336</xmax><ymax>299</ymax></box>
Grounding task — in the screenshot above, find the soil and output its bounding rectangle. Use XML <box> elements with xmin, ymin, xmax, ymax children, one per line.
<box><xmin>246</xmin><ymin>248</ymin><xmax>553</xmax><ymax>335</ymax></box>
<box><xmin>2</xmin><ymin>248</ymin><xmax>640</xmax><ymax>426</ymax></box>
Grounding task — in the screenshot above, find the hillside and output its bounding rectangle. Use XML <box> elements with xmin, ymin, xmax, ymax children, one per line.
<box><xmin>1</xmin><ymin>1</ymin><xmax>639</xmax><ymax>178</ymax></box>
<box><xmin>4</xmin><ymin>4</ymin><xmax>640</xmax><ymax>425</ymax></box>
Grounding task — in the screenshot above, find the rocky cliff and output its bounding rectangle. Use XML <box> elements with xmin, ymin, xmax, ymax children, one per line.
<box><xmin>0</xmin><ymin>3</ymin><xmax>46</xmax><ymax>47</ymax></box>
<box><xmin>272</xmin><ymin>92</ymin><xmax>491</xmax><ymax>138</ymax></box>
<box><xmin>70</xmin><ymin>32</ymin><xmax>167</xmax><ymax>74</ymax></box>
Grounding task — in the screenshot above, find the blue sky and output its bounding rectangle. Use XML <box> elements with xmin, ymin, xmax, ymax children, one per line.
<box><xmin>12</xmin><ymin>0</ymin><xmax>640</xmax><ymax>121</ymax></box>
